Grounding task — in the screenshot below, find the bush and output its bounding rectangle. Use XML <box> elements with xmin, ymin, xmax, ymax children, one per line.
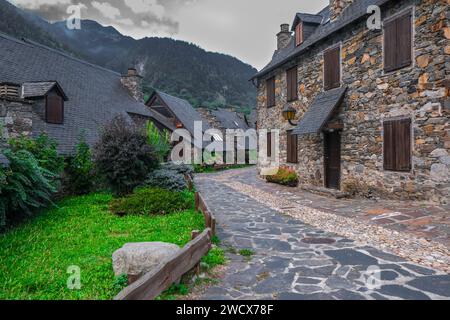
<box><xmin>145</xmin><ymin>169</ymin><xmax>187</xmax><ymax>192</ymax></box>
<box><xmin>9</xmin><ymin>133</ymin><xmax>64</xmax><ymax>183</ymax></box>
<box><xmin>0</xmin><ymin>149</ymin><xmax>56</xmax><ymax>226</ymax></box>
<box><xmin>162</xmin><ymin>162</ymin><xmax>194</xmax><ymax>178</ymax></box>
<box><xmin>93</xmin><ymin>116</ymin><xmax>159</xmax><ymax>196</ymax></box>
<box><xmin>266</xmin><ymin>167</ymin><xmax>299</xmax><ymax>187</ymax></box>
<box><xmin>65</xmin><ymin>134</ymin><xmax>94</xmax><ymax>195</ymax></box>
<box><xmin>109</xmin><ymin>187</ymin><xmax>191</xmax><ymax>216</ymax></box>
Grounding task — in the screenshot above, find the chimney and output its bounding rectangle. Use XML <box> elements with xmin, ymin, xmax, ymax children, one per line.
<box><xmin>277</xmin><ymin>24</ymin><xmax>291</xmax><ymax>50</ymax></box>
<box><xmin>121</xmin><ymin>67</ymin><xmax>144</xmax><ymax>103</ymax></box>
<box><xmin>330</xmin><ymin>0</ymin><xmax>354</xmax><ymax>22</ymax></box>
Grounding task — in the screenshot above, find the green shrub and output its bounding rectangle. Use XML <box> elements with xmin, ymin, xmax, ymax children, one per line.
<box><xmin>146</xmin><ymin>121</ymin><xmax>171</xmax><ymax>162</ymax></box>
<box><xmin>94</xmin><ymin>116</ymin><xmax>159</xmax><ymax>196</ymax></box>
<box><xmin>162</xmin><ymin>162</ymin><xmax>194</xmax><ymax>178</ymax></box>
<box><xmin>65</xmin><ymin>134</ymin><xmax>94</xmax><ymax>195</ymax></box>
<box><xmin>266</xmin><ymin>167</ymin><xmax>299</xmax><ymax>187</ymax></box>
<box><xmin>109</xmin><ymin>187</ymin><xmax>191</xmax><ymax>216</ymax></box>
<box><xmin>9</xmin><ymin>133</ymin><xmax>64</xmax><ymax>182</ymax></box>
<box><xmin>0</xmin><ymin>149</ymin><xmax>56</xmax><ymax>226</ymax></box>
<box><xmin>145</xmin><ymin>169</ymin><xmax>187</xmax><ymax>192</ymax></box>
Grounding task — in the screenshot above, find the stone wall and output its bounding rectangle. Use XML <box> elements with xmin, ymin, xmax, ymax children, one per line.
<box><xmin>256</xmin><ymin>0</ymin><xmax>450</xmax><ymax>203</ymax></box>
<box><xmin>0</xmin><ymin>97</ymin><xmax>33</xmax><ymax>145</ymax></box>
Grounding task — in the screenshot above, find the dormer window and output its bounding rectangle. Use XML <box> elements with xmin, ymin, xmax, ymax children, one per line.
<box><xmin>295</xmin><ymin>23</ymin><xmax>303</xmax><ymax>46</ymax></box>
<box><xmin>46</xmin><ymin>92</ymin><xmax>64</xmax><ymax>124</ymax></box>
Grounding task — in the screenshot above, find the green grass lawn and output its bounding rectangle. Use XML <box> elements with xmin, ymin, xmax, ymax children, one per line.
<box><xmin>0</xmin><ymin>192</ymin><xmax>205</xmax><ymax>300</ymax></box>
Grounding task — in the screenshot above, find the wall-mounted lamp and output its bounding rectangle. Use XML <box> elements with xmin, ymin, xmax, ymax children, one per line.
<box><xmin>282</xmin><ymin>104</ymin><xmax>298</xmax><ymax>126</ymax></box>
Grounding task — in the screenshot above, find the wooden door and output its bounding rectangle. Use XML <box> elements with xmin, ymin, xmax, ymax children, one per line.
<box><xmin>324</xmin><ymin>131</ymin><xmax>341</xmax><ymax>190</ymax></box>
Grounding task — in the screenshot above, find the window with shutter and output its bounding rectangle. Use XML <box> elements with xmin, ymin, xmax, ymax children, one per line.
<box><xmin>266</xmin><ymin>77</ymin><xmax>276</xmax><ymax>107</ymax></box>
<box><xmin>267</xmin><ymin>132</ymin><xmax>272</xmax><ymax>158</ymax></box>
<box><xmin>383</xmin><ymin>118</ymin><xmax>412</xmax><ymax>172</ymax></box>
<box><xmin>287</xmin><ymin>130</ymin><xmax>298</xmax><ymax>163</ymax></box>
<box><xmin>45</xmin><ymin>93</ymin><xmax>64</xmax><ymax>124</ymax></box>
<box><xmin>287</xmin><ymin>67</ymin><xmax>298</xmax><ymax>102</ymax></box>
<box><xmin>323</xmin><ymin>46</ymin><xmax>341</xmax><ymax>91</ymax></box>
<box><xmin>383</xmin><ymin>10</ymin><xmax>412</xmax><ymax>72</ymax></box>
<box><xmin>295</xmin><ymin>23</ymin><xmax>303</xmax><ymax>46</ymax></box>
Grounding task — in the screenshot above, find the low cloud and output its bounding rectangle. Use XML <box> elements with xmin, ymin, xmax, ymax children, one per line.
<box><xmin>11</xmin><ymin>0</ymin><xmax>183</xmax><ymax>35</ymax></box>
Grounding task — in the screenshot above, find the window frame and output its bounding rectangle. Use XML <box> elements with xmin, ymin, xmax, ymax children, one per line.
<box><xmin>323</xmin><ymin>43</ymin><xmax>342</xmax><ymax>91</ymax></box>
<box><xmin>382</xmin><ymin>7</ymin><xmax>414</xmax><ymax>74</ymax></box>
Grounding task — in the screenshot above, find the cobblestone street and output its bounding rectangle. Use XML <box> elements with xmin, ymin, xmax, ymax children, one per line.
<box><xmin>195</xmin><ymin>169</ymin><xmax>450</xmax><ymax>300</ymax></box>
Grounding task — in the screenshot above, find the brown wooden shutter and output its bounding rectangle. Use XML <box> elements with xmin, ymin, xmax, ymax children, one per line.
<box><xmin>395</xmin><ymin>118</ymin><xmax>412</xmax><ymax>171</ymax></box>
<box><xmin>295</xmin><ymin>23</ymin><xmax>303</xmax><ymax>46</ymax></box>
<box><xmin>287</xmin><ymin>67</ymin><xmax>298</xmax><ymax>102</ymax></box>
<box><xmin>46</xmin><ymin>94</ymin><xmax>64</xmax><ymax>124</ymax></box>
<box><xmin>384</xmin><ymin>119</ymin><xmax>411</xmax><ymax>172</ymax></box>
<box><xmin>383</xmin><ymin>121</ymin><xmax>395</xmax><ymax>171</ymax></box>
<box><xmin>324</xmin><ymin>46</ymin><xmax>340</xmax><ymax>91</ymax></box>
<box><xmin>267</xmin><ymin>132</ymin><xmax>272</xmax><ymax>158</ymax></box>
<box><xmin>397</xmin><ymin>11</ymin><xmax>412</xmax><ymax>69</ymax></box>
<box><xmin>384</xmin><ymin>11</ymin><xmax>412</xmax><ymax>72</ymax></box>
<box><xmin>383</xmin><ymin>19</ymin><xmax>397</xmax><ymax>72</ymax></box>
<box><xmin>287</xmin><ymin>130</ymin><xmax>298</xmax><ymax>163</ymax></box>
<box><xmin>266</xmin><ymin>77</ymin><xmax>275</xmax><ymax>107</ymax></box>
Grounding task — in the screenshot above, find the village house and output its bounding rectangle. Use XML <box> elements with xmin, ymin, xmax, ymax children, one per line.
<box><xmin>0</xmin><ymin>32</ymin><xmax>209</xmax><ymax>157</ymax></box>
<box><xmin>252</xmin><ymin>0</ymin><xmax>449</xmax><ymax>203</ymax></box>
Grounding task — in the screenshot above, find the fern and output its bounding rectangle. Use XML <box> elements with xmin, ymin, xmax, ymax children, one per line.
<box><xmin>0</xmin><ymin>149</ymin><xmax>56</xmax><ymax>226</ymax></box>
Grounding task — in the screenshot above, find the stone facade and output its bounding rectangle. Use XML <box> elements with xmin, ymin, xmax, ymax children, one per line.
<box><xmin>0</xmin><ymin>97</ymin><xmax>33</xmax><ymax>144</ymax></box>
<box><xmin>256</xmin><ymin>0</ymin><xmax>450</xmax><ymax>203</ymax></box>
<box><xmin>330</xmin><ymin>0</ymin><xmax>354</xmax><ymax>22</ymax></box>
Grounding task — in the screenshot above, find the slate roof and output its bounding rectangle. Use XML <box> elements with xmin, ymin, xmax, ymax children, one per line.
<box><xmin>254</xmin><ymin>0</ymin><xmax>391</xmax><ymax>79</ymax></box>
<box><xmin>0</xmin><ymin>32</ymin><xmax>161</xmax><ymax>154</ymax></box>
<box><xmin>291</xmin><ymin>13</ymin><xmax>324</xmax><ymax>30</ymax></box>
<box><xmin>151</xmin><ymin>91</ymin><xmax>211</xmax><ymax>136</ymax></box>
<box><xmin>22</xmin><ymin>81</ymin><xmax>68</xmax><ymax>100</ymax></box>
<box><xmin>210</xmin><ymin>109</ymin><xmax>250</xmax><ymax>130</ymax></box>
<box><xmin>292</xmin><ymin>86</ymin><xmax>347</xmax><ymax>135</ymax></box>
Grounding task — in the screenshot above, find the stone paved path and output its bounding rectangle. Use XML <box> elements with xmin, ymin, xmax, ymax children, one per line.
<box><xmin>195</xmin><ymin>171</ymin><xmax>450</xmax><ymax>300</ymax></box>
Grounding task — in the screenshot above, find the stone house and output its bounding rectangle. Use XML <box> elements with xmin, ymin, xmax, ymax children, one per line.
<box><xmin>252</xmin><ymin>0</ymin><xmax>449</xmax><ymax>203</ymax></box>
<box><xmin>0</xmin><ymin>33</ymin><xmax>174</xmax><ymax>155</ymax></box>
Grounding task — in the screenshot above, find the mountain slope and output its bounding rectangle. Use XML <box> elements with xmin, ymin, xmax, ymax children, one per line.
<box><xmin>0</xmin><ymin>0</ymin><xmax>257</xmax><ymax>111</ymax></box>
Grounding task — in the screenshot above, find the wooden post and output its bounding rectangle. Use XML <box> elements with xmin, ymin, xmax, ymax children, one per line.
<box><xmin>195</xmin><ymin>192</ymin><xmax>200</xmax><ymax>211</ymax></box>
<box><xmin>191</xmin><ymin>230</ymin><xmax>201</xmax><ymax>275</ymax></box>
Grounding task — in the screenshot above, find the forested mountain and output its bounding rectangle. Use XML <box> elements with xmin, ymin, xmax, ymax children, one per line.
<box><xmin>0</xmin><ymin>0</ymin><xmax>257</xmax><ymax>111</ymax></box>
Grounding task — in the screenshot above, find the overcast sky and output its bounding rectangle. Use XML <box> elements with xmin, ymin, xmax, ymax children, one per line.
<box><xmin>9</xmin><ymin>0</ymin><xmax>329</xmax><ymax>70</ymax></box>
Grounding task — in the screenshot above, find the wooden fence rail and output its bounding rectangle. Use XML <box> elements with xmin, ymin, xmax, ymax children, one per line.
<box><xmin>114</xmin><ymin>228</ymin><xmax>212</xmax><ymax>300</ymax></box>
<box><xmin>195</xmin><ymin>192</ymin><xmax>216</xmax><ymax>236</ymax></box>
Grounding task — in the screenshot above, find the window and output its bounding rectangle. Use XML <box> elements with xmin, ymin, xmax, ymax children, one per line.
<box><xmin>383</xmin><ymin>118</ymin><xmax>412</xmax><ymax>172</ymax></box>
<box><xmin>45</xmin><ymin>93</ymin><xmax>64</xmax><ymax>124</ymax></box>
<box><xmin>286</xmin><ymin>67</ymin><xmax>298</xmax><ymax>102</ymax></box>
<box><xmin>266</xmin><ymin>77</ymin><xmax>276</xmax><ymax>107</ymax></box>
<box><xmin>295</xmin><ymin>23</ymin><xmax>303</xmax><ymax>46</ymax></box>
<box><xmin>323</xmin><ymin>46</ymin><xmax>341</xmax><ymax>91</ymax></box>
<box><xmin>287</xmin><ymin>130</ymin><xmax>298</xmax><ymax>163</ymax></box>
<box><xmin>267</xmin><ymin>132</ymin><xmax>272</xmax><ymax>158</ymax></box>
<box><xmin>384</xmin><ymin>10</ymin><xmax>413</xmax><ymax>72</ymax></box>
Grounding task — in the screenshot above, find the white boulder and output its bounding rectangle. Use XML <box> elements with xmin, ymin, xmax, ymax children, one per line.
<box><xmin>112</xmin><ymin>242</ymin><xmax>180</xmax><ymax>278</ymax></box>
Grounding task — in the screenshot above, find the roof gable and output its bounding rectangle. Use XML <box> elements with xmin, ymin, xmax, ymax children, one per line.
<box><xmin>22</xmin><ymin>81</ymin><xmax>68</xmax><ymax>101</ymax></box>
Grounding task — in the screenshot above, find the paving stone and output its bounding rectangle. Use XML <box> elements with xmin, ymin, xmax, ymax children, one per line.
<box><xmin>407</xmin><ymin>276</ymin><xmax>450</xmax><ymax>297</ymax></box>
<box><xmin>325</xmin><ymin>249</ymin><xmax>379</xmax><ymax>266</ymax></box>
<box><xmin>401</xmin><ymin>263</ymin><xmax>436</xmax><ymax>276</ymax></box>
<box><xmin>376</xmin><ymin>285</ymin><xmax>431</xmax><ymax>300</ymax></box>
<box><xmin>332</xmin><ymin>289</ymin><xmax>367</xmax><ymax>300</ymax></box>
